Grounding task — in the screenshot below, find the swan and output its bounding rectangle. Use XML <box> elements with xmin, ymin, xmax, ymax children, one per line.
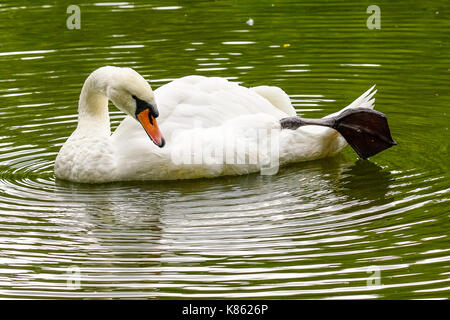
<box><xmin>54</xmin><ymin>66</ymin><xmax>395</xmax><ymax>183</ymax></box>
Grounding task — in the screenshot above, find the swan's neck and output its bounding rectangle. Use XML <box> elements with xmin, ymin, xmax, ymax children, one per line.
<box><xmin>76</xmin><ymin>70</ymin><xmax>112</xmax><ymax>137</ymax></box>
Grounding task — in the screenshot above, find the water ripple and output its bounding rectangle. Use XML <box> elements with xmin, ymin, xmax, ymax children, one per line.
<box><xmin>0</xmin><ymin>0</ymin><xmax>448</xmax><ymax>299</ymax></box>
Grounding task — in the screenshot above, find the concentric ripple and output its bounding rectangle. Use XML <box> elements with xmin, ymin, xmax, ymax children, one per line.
<box><xmin>0</xmin><ymin>0</ymin><xmax>449</xmax><ymax>299</ymax></box>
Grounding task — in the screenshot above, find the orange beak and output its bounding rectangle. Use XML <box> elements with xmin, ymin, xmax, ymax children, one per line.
<box><xmin>137</xmin><ymin>108</ymin><xmax>165</xmax><ymax>148</ymax></box>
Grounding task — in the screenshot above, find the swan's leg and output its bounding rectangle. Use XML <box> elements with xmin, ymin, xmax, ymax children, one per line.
<box><xmin>280</xmin><ymin>108</ymin><xmax>396</xmax><ymax>159</ymax></box>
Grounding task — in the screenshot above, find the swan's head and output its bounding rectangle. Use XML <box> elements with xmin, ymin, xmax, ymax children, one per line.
<box><xmin>98</xmin><ymin>66</ymin><xmax>165</xmax><ymax>147</ymax></box>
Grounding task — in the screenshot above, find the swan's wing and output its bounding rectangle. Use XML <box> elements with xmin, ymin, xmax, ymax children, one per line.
<box><xmin>153</xmin><ymin>76</ymin><xmax>291</xmax><ymax>133</ymax></box>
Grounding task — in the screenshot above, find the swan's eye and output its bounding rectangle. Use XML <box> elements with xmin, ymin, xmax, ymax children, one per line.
<box><xmin>132</xmin><ymin>95</ymin><xmax>159</xmax><ymax>118</ymax></box>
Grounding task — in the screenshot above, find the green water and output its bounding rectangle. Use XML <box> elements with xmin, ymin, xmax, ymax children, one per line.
<box><xmin>0</xmin><ymin>0</ymin><xmax>449</xmax><ymax>299</ymax></box>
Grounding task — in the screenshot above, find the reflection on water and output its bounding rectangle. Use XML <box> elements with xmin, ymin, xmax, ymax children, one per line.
<box><xmin>0</xmin><ymin>0</ymin><xmax>449</xmax><ymax>299</ymax></box>
<box><xmin>337</xmin><ymin>160</ymin><xmax>392</xmax><ymax>201</ymax></box>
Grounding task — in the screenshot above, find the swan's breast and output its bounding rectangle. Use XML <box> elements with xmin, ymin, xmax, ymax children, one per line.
<box><xmin>54</xmin><ymin>136</ymin><xmax>117</xmax><ymax>183</ymax></box>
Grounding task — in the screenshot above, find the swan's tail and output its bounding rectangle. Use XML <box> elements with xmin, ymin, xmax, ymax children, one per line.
<box><xmin>325</xmin><ymin>85</ymin><xmax>377</xmax><ymax>119</ymax></box>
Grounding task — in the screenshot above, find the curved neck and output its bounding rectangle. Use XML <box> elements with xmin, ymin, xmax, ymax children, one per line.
<box><xmin>76</xmin><ymin>69</ymin><xmax>115</xmax><ymax>136</ymax></box>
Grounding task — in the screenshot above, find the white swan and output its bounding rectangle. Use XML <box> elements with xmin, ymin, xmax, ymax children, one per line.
<box><xmin>54</xmin><ymin>66</ymin><xmax>378</xmax><ymax>183</ymax></box>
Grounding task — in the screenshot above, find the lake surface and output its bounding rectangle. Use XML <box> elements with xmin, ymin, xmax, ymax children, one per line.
<box><xmin>0</xmin><ymin>0</ymin><xmax>448</xmax><ymax>299</ymax></box>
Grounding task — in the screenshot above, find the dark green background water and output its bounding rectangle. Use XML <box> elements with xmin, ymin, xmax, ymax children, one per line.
<box><xmin>0</xmin><ymin>0</ymin><xmax>448</xmax><ymax>299</ymax></box>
